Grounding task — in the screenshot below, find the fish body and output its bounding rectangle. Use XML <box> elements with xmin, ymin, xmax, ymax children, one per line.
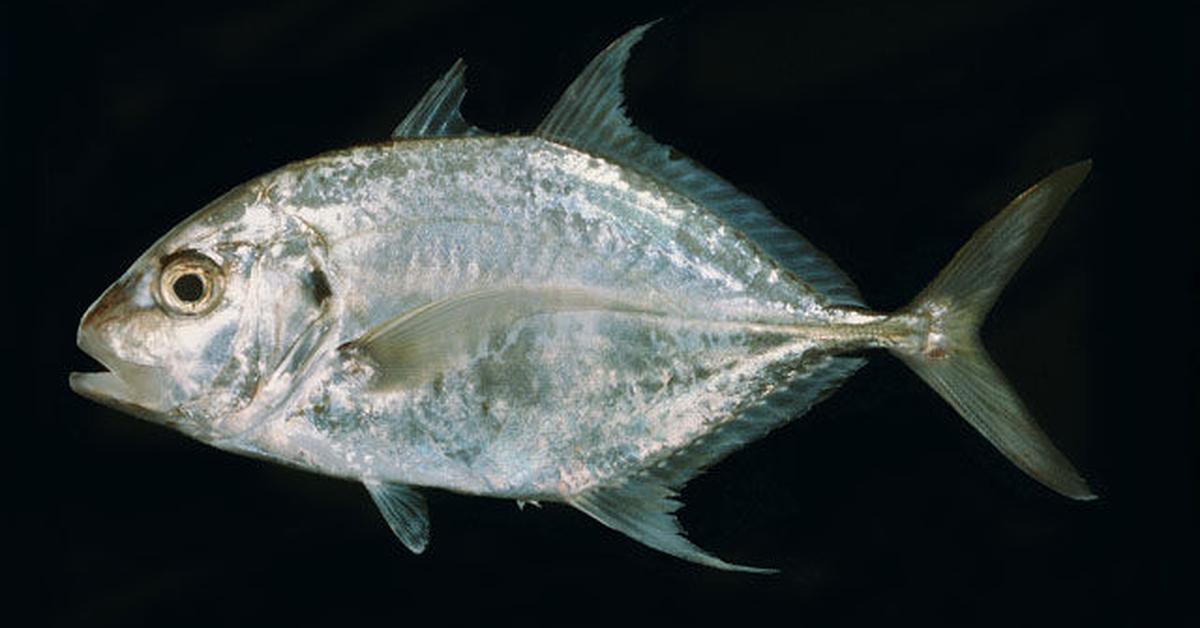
<box><xmin>218</xmin><ymin>135</ymin><xmax>862</xmax><ymax>494</ymax></box>
<box><xmin>70</xmin><ymin>24</ymin><xmax>1093</xmax><ymax>571</ymax></box>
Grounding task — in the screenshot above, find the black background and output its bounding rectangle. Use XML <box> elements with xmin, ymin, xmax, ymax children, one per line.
<box><xmin>12</xmin><ymin>0</ymin><xmax>1194</xmax><ymax>626</ymax></box>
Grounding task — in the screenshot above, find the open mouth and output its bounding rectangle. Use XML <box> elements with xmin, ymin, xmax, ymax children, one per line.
<box><xmin>69</xmin><ymin>367</ymin><xmax>170</xmax><ymax>425</ymax></box>
<box><xmin>69</xmin><ymin>362</ymin><xmax>168</xmax><ymax>423</ymax></box>
<box><xmin>69</xmin><ymin>332</ymin><xmax>165</xmax><ymax>419</ymax></box>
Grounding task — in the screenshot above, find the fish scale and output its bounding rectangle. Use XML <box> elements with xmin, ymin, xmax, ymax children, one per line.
<box><xmin>70</xmin><ymin>22</ymin><xmax>1094</xmax><ymax>572</ymax></box>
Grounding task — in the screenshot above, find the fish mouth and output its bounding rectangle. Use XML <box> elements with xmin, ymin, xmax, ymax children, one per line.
<box><xmin>70</xmin><ymin>365</ymin><xmax>172</xmax><ymax>425</ymax></box>
<box><xmin>69</xmin><ymin>370</ymin><xmax>137</xmax><ymax>404</ymax></box>
<box><xmin>70</xmin><ymin>331</ymin><xmax>168</xmax><ymax>420</ymax></box>
<box><xmin>69</xmin><ymin>368</ymin><xmax>168</xmax><ymax>424</ymax></box>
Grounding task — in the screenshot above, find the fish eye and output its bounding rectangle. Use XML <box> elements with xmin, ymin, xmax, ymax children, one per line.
<box><xmin>157</xmin><ymin>250</ymin><xmax>224</xmax><ymax>316</ymax></box>
<box><xmin>173</xmin><ymin>273</ymin><xmax>205</xmax><ymax>302</ymax></box>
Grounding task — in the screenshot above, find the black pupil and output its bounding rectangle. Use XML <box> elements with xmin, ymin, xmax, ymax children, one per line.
<box><xmin>173</xmin><ymin>273</ymin><xmax>205</xmax><ymax>302</ymax></box>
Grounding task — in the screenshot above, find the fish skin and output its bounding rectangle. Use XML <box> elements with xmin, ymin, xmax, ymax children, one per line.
<box><xmin>69</xmin><ymin>24</ymin><xmax>1092</xmax><ymax>571</ymax></box>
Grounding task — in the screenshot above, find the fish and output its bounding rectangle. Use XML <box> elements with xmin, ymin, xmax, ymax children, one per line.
<box><xmin>69</xmin><ymin>23</ymin><xmax>1094</xmax><ymax>573</ymax></box>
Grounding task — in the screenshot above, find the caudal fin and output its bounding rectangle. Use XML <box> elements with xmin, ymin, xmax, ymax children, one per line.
<box><xmin>893</xmin><ymin>161</ymin><xmax>1095</xmax><ymax>500</ymax></box>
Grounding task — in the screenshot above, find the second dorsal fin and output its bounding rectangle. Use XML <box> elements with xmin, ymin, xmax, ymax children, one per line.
<box><xmin>535</xmin><ymin>23</ymin><xmax>864</xmax><ymax>307</ymax></box>
<box><xmin>393</xmin><ymin>59</ymin><xmax>488</xmax><ymax>138</ymax></box>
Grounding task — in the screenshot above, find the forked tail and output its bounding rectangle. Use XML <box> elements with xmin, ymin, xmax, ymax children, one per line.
<box><xmin>893</xmin><ymin>161</ymin><xmax>1095</xmax><ymax>500</ymax></box>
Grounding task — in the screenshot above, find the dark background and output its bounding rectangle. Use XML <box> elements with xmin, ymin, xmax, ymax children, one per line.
<box><xmin>11</xmin><ymin>0</ymin><xmax>1193</xmax><ymax>626</ymax></box>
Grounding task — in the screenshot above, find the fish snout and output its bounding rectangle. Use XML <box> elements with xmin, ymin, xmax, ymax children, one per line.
<box><xmin>80</xmin><ymin>273</ymin><xmax>139</xmax><ymax>331</ymax></box>
<box><xmin>72</xmin><ymin>274</ymin><xmax>172</xmax><ymax>415</ymax></box>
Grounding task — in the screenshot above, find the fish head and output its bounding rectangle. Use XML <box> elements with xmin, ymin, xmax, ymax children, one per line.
<box><xmin>71</xmin><ymin>178</ymin><xmax>333</xmax><ymax>442</ymax></box>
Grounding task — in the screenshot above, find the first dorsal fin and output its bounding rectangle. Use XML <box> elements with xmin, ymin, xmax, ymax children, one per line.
<box><xmin>536</xmin><ymin>23</ymin><xmax>864</xmax><ymax>307</ymax></box>
<box><xmin>393</xmin><ymin>59</ymin><xmax>488</xmax><ymax>138</ymax></box>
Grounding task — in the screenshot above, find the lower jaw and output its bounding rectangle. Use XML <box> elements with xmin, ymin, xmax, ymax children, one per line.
<box><xmin>69</xmin><ymin>370</ymin><xmax>165</xmax><ymax>422</ymax></box>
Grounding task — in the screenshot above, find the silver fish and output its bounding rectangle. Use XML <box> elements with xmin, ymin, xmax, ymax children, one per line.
<box><xmin>69</xmin><ymin>24</ymin><xmax>1093</xmax><ymax>572</ymax></box>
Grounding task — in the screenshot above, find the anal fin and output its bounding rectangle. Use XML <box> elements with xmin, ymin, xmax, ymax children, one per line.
<box><xmin>563</xmin><ymin>355</ymin><xmax>862</xmax><ymax>573</ymax></box>
<box><xmin>568</xmin><ymin>479</ymin><xmax>775</xmax><ymax>573</ymax></box>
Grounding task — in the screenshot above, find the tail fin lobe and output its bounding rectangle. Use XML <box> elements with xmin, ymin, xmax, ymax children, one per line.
<box><xmin>894</xmin><ymin>161</ymin><xmax>1095</xmax><ymax>500</ymax></box>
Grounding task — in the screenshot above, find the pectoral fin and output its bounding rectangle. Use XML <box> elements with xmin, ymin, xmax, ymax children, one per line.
<box><xmin>364</xmin><ymin>480</ymin><xmax>430</xmax><ymax>554</ymax></box>
<box><xmin>342</xmin><ymin>287</ymin><xmax>646</xmax><ymax>390</ymax></box>
<box><xmin>568</xmin><ymin>479</ymin><xmax>775</xmax><ymax>573</ymax></box>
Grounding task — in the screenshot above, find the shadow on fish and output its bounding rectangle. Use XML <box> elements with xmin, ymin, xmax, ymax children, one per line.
<box><xmin>69</xmin><ymin>22</ymin><xmax>1094</xmax><ymax>573</ymax></box>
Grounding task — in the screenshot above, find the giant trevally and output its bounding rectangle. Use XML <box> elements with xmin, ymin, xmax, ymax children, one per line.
<box><xmin>70</xmin><ymin>23</ymin><xmax>1093</xmax><ymax>572</ymax></box>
